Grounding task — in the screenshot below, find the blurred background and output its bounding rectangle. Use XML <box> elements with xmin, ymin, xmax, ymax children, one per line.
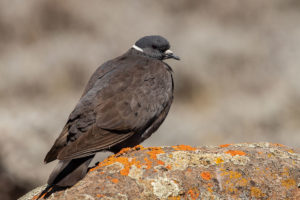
<box><xmin>0</xmin><ymin>0</ymin><xmax>300</xmax><ymax>199</ymax></box>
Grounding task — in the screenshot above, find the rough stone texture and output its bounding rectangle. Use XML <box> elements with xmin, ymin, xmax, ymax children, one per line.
<box><xmin>21</xmin><ymin>142</ymin><xmax>299</xmax><ymax>200</ymax></box>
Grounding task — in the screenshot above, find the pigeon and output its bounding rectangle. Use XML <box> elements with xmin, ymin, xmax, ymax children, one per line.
<box><xmin>44</xmin><ymin>35</ymin><xmax>180</xmax><ymax>187</ymax></box>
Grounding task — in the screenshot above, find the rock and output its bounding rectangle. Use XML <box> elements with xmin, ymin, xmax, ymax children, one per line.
<box><xmin>20</xmin><ymin>142</ymin><xmax>299</xmax><ymax>200</ymax></box>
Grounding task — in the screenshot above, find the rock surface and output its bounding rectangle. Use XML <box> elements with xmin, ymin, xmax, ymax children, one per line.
<box><xmin>20</xmin><ymin>142</ymin><xmax>299</xmax><ymax>200</ymax></box>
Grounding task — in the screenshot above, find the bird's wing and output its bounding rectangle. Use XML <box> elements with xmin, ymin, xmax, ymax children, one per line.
<box><xmin>57</xmin><ymin>127</ymin><xmax>135</xmax><ymax>160</ymax></box>
<box><xmin>45</xmin><ymin>56</ymin><xmax>173</xmax><ymax>162</ymax></box>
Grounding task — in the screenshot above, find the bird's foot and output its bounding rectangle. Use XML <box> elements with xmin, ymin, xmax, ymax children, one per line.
<box><xmin>116</xmin><ymin>145</ymin><xmax>144</xmax><ymax>156</ymax></box>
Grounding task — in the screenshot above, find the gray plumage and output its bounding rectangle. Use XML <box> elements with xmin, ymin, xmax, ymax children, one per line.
<box><xmin>44</xmin><ymin>35</ymin><xmax>180</xmax><ymax>187</ymax></box>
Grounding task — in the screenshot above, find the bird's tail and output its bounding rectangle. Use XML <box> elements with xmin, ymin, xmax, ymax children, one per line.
<box><xmin>48</xmin><ymin>155</ymin><xmax>94</xmax><ymax>186</ymax></box>
<box><xmin>38</xmin><ymin>156</ymin><xmax>94</xmax><ymax>199</ymax></box>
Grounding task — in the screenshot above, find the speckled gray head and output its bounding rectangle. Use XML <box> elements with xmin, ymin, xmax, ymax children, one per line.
<box><xmin>132</xmin><ymin>35</ymin><xmax>180</xmax><ymax>61</ymax></box>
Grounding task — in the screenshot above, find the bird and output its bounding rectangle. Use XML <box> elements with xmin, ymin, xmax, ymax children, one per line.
<box><xmin>44</xmin><ymin>35</ymin><xmax>180</xmax><ymax>188</ymax></box>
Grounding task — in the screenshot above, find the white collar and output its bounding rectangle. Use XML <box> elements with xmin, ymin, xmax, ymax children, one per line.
<box><xmin>132</xmin><ymin>45</ymin><xmax>143</xmax><ymax>52</ymax></box>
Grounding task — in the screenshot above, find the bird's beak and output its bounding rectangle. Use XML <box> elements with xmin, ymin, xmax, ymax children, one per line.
<box><xmin>164</xmin><ymin>50</ymin><xmax>180</xmax><ymax>60</ymax></box>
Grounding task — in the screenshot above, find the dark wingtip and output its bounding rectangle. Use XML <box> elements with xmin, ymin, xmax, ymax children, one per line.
<box><xmin>44</xmin><ymin>156</ymin><xmax>55</xmax><ymax>164</ymax></box>
<box><xmin>44</xmin><ymin>149</ymin><xmax>58</xmax><ymax>164</ymax></box>
<box><xmin>44</xmin><ymin>159</ymin><xmax>52</xmax><ymax>164</ymax></box>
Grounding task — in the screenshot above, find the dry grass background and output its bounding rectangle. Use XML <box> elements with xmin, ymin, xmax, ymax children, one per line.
<box><xmin>0</xmin><ymin>0</ymin><xmax>300</xmax><ymax>199</ymax></box>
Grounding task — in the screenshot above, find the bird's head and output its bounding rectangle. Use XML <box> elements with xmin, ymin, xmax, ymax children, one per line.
<box><xmin>132</xmin><ymin>35</ymin><xmax>180</xmax><ymax>61</ymax></box>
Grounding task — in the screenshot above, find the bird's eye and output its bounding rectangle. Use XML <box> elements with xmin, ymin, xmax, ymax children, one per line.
<box><xmin>152</xmin><ymin>45</ymin><xmax>157</xmax><ymax>49</ymax></box>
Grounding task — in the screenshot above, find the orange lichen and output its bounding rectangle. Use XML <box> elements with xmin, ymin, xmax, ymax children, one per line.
<box><xmin>225</xmin><ymin>150</ymin><xmax>246</xmax><ymax>156</ymax></box>
<box><xmin>187</xmin><ymin>188</ymin><xmax>200</xmax><ymax>200</ymax></box>
<box><xmin>281</xmin><ymin>179</ymin><xmax>296</xmax><ymax>188</ymax></box>
<box><xmin>88</xmin><ymin>166</ymin><xmax>98</xmax><ymax>172</ymax></box>
<box><xmin>143</xmin><ymin>157</ymin><xmax>152</xmax><ymax>169</ymax></box>
<box><xmin>157</xmin><ymin>160</ymin><xmax>165</xmax><ymax>165</ymax></box>
<box><xmin>288</xmin><ymin>149</ymin><xmax>295</xmax><ymax>153</ymax></box>
<box><xmin>147</xmin><ymin>147</ymin><xmax>165</xmax><ymax>159</ymax></box>
<box><xmin>250</xmin><ymin>187</ymin><xmax>265</xmax><ymax>198</ymax></box>
<box><xmin>239</xmin><ymin>178</ymin><xmax>248</xmax><ymax>187</ymax></box>
<box><xmin>228</xmin><ymin>171</ymin><xmax>242</xmax><ymax>179</ymax></box>
<box><xmin>96</xmin><ymin>194</ymin><xmax>104</xmax><ymax>198</ymax></box>
<box><xmin>280</xmin><ymin>167</ymin><xmax>290</xmax><ymax>177</ymax></box>
<box><xmin>166</xmin><ymin>165</ymin><xmax>172</xmax><ymax>170</ymax></box>
<box><xmin>215</xmin><ymin>157</ymin><xmax>224</xmax><ymax>164</ymax></box>
<box><xmin>120</xmin><ymin>158</ymin><xmax>141</xmax><ymax>176</ymax></box>
<box><xmin>207</xmin><ymin>186</ymin><xmax>213</xmax><ymax>193</ymax></box>
<box><xmin>273</xmin><ymin>143</ymin><xmax>285</xmax><ymax>147</ymax></box>
<box><xmin>221</xmin><ymin>171</ymin><xmax>242</xmax><ymax>183</ymax></box>
<box><xmin>221</xmin><ymin>170</ymin><xmax>246</xmax><ymax>194</ymax></box>
<box><xmin>219</xmin><ymin>144</ymin><xmax>232</xmax><ymax>148</ymax></box>
<box><xmin>90</xmin><ymin>154</ymin><xmax>142</xmax><ymax>176</ymax></box>
<box><xmin>267</xmin><ymin>153</ymin><xmax>273</xmax><ymax>158</ymax></box>
<box><xmin>88</xmin><ymin>147</ymin><xmax>174</xmax><ymax>180</ymax></box>
<box><xmin>111</xmin><ymin>178</ymin><xmax>119</xmax><ymax>184</ymax></box>
<box><xmin>172</xmin><ymin>145</ymin><xmax>197</xmax><ymax>151</ymax></box>
<box><xmin>201</xmin><ymin>171</ymin><xmax>211</xmax><ymax>180</ymax></box>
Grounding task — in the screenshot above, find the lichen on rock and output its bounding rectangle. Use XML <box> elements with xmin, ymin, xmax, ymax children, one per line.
<box><xmin>19</xmin><ymin>142</ymin><xmax>300</xmax><ymax>200</ymax></box>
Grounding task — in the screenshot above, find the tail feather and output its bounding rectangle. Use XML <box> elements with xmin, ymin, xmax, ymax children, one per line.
<box><xmin>38</xmin><ymin>156</ymin><xmax>94</xmax><ymax>199</ymax></box>
<box><xmin>48</xmin><ymin>155</ymin><xmax>94</xmax><ymax>187</ymax></box>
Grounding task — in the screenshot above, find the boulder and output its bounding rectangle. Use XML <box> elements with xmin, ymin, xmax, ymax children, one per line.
<box><xmin>20</xmin><ymin>142</ymin><xmax>299</xmax><ymax>199</ymax></box>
